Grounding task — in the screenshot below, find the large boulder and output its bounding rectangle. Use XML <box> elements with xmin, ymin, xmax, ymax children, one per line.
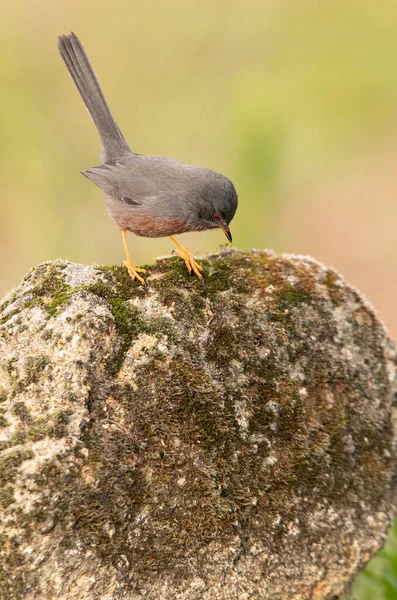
<box><xmin>0</xmin><ymin>249</ymin><xmax>396</xmax><ymax>599</ymax></box>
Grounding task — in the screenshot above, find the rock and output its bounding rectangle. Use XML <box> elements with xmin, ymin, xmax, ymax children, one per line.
<box><xmin>0</xmin><ymin>249</ymin><xmax>396</xmax><ymax>600</ymax></box>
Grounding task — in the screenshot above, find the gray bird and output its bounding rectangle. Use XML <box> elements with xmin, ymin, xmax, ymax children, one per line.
<box><xmin>58</xmin><ymin>33</ymin><xmax>238</xmax><ymax>283</ymax></box>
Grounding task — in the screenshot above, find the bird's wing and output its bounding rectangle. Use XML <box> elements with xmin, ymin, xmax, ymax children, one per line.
<box><xmin>81</xmin><ymin>163</ymin><xmax>143</xmax><ymax>206</ymax></box>
<box><xmin>82</xmin><ymin>155</ymin><xmax>196</xmax><ymax>206</ymax></box>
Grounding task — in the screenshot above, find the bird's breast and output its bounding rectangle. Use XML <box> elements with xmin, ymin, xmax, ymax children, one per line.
<box><xmin>104</xmin><ymin>193</ymin><xmax>191</xmax><ymax>238</ymax></box>
<box><xmin>126</xmin><ymin>214</ymin><xmax>191</xmax><ymax>238</ymax></box>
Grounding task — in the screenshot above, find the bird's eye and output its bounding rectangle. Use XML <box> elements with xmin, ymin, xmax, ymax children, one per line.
<box><xmin>212</xmin><ymin>213</ymin><xmax>222</xmax><ymax>221</ymax></box>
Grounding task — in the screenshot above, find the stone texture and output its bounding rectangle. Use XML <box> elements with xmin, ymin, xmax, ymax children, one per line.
<box><xmin>0</xmin><ymin>249</ymin><xmax>396</xmax><ymax>600</ymax></box>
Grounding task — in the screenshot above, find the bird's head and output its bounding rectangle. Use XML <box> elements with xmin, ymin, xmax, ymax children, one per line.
<box><xmin>199</xmin><ymin>175</ymin><xmax>238</xmax><ymax>242</ymax></box>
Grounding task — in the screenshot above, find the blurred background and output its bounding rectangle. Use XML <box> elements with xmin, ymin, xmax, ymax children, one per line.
<box><xmin>1</xmin><ymin>0</ymin><xmax>397</xmax><ymax>596</ymax></box>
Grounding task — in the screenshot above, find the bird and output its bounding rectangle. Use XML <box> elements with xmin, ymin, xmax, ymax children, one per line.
<box><xmin>58</xmin><ymin>33</ymin><xmax>238</xmax><ymax>284</ymax></box>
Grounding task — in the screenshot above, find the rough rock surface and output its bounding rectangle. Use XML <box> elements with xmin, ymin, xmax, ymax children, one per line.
<box><xmin>0</xmin><ymin>249</ymin><xmax>396</xmax><ymax>600</ymax></box>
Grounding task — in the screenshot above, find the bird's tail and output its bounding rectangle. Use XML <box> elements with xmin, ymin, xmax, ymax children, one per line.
<box><xmin>58</xmin><ymin>32</ymin><xmax>131</xmax><ymax>162</ymax></box>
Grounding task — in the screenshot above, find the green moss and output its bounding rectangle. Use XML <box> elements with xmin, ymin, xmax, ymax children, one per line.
<box><xmin>146</xmin><ymin>316</ymin><xmax>175</xmax><ymax>337</ymax></box>
<box><xmin>109</xmin><ymin>298</ymin><xmax>147</xmax><ymax>372</ymax></box>
<box><xmin>109</xmin><ymin>297</ymin><xmax>138</xmax><ymax>329</ymax></box>
<box><xmin>8</xmin><ymin>410</ymin><xmax>75</xmax><ymax>447</ymax></box>
<box><xmin>0</xmin><ymin>448</ymin><xmax>34</xmax><ymax>486</ymax></box>
<box><xmin>153</xmin><ymin>255</ymin><xmax>202</xmax><ymax>284</ymax></box>
<box><xmin>30</xmin><ymin>262</ymin><xmax>69</xmax><ymax>297</ymax></box>
<box><xmin>76</xmin><ymin>267</ymin><xmax>175</xmax><ymax>370</ymax></box>
<box><xmin>0</xmin><ymin>309</ymin><xmax>21</xmax><ymax>326</ymax></box>
<box><xmin>12</xmin><ymin>401</ymin><xmax>33</xmax><ymax>424</ymax></box>
<box><xmin>0</xmin><ymin>485</ymin><xmax>15</xmax><ymax>509</ymax></box>
<box><xmin>20</xmin><ymin>263</ymin><xmax>73</xmax><ymax>317</ymax></box>
<box><xmin>73</xmin><ymin>441</ymin><xmax>85</xmax><ymax>457</ymax></box>
<box><xmin>0</xmin><ymin>407</ymin><xmax>8</xmax><ymax>428</ymax></box>
<box><xmin>0</xmin><ymin>292</ymin><xmax>16</xmax><ymax>315</ymax></box>
<box><xmin>168</xmin><ymin>358</ymin><xmax>239</xmax><ymax>450</ymax></box>
<box><xmin>23</xmin><ymin>354</ymin><xmax>49</xmax><ymax>385</ymax></box>
<box><xmin>1</xmin><ymin>279</ymin><xmax>72</xmax><ymax>322</ymax></box>
<box><xmin>276</xmin><ymin>284</ymin><xmax>313</xmax><ymax>310</ymax></box>
<box><xmin>10</xmin><ymin>428</ymin><xmax>41</xmax><ymax>447</ymax></box>
<box><xmin>3</xmin><ymin>356</ymin><xmax>18</xmax><ymax>376</ymax></box>
<box><xmin>23</xmin><ymin>301</ymin><xmax>36</xmax><ymax>309</ymax></box>
<box><xmin>205</xmin><ymin>325</ymin><xmax>239</xmax><ymax>365</ymax></box>
<box><xmin>263</xmin><ymin>284</ymin><xmax>316</xmax><ymax>328</ymax></box>
<box><xmin>0</xmin><ymin>389</ymin><xmax>7</xmax><ymax>403</ymax></box>
<box><xmin>92</xmin><ymin>266</ymin><xmax>142</xmax><ymax>300</ymax></box>
<box><xmin>152</xmin><ymin>254</ymin><xmax>241</xmax><ymax>301</ymax></box>
<box><xmin>45</xmin><ymin>291</ymin><xmax>72</xmax><ymax>316</ymax></box>
<box><xmin>41</xmin><ymin>328</ymin><xmax>53</xmax><ymax>340</ymax></box>
<box><xmin>200</xmin><ymin>258</ymin><xmax>233</xmax><ymax>297</ymax></box>
<box><xmin>52</xmin><ymin>409</ymin><xmax>74</xmax><ymax>436</ymax></box>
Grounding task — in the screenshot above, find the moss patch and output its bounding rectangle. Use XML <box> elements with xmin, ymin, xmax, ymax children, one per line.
<box><xmin>0</xmin><ymin>448</ymin><xmax>34</xmax><ymax>487</ymax></box>
<box><xmin>0</xmin><ymin>408</ymin><xmax>8</xmax><ymax>428</ymax></box>
<box><xmin>108</xmin><ymin>299</ymin><xmax>146</xmax><ymax>371</ymax></box>
<box><xmin>276</xmin><ymin>284</ymin><xmax>313</xmax><ymax>309</ymax></box>
<box><xmin>45</xmin><ymin>291</ymin><xmax>72</xmax><ymax>317</ymax></box>
<box><xmin>0</xmin><ymin>485</ymin><xmax>15</xmax><ymax>509</ymax></box>
<box><xmin>23</xmin><ymin>354</ymin><xmax>50</xmax><ymax>385</ymax></box>
<box><xmin>30</xmin><ymin>262</ymin><xmax>68</xmax><ymax>297</ymax></box>
<box><xmin>12</xmin><ymin>402</ymin><xmax>33</xmax><ymax>424</ymax></box>
<box><xmin>0</xmin><ymin>309</ymin><xmax>21</xmax><ymax>326</ymax></box>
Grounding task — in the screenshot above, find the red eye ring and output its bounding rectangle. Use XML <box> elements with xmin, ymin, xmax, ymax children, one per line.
<box><xmin>213</xmin><ymin>213</ymin><xmax>222</xmax><ymax>221</ymax></box>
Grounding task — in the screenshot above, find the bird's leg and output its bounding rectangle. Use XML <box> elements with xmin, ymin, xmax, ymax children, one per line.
<box><xmin>169</xmin><ymin>236</ymin><xmax>203</xmax><ymax>279</ymax></box>
<box><xmin>121</xmin><ymin>230</ymin><xmax>146</xmax><ymax>284</ymax></box>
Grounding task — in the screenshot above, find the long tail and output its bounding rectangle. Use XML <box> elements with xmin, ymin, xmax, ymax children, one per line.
<box><xmin>58</xmin><ymin>32</ymin><xmax>131</xmax><ymax>162</ymax></box>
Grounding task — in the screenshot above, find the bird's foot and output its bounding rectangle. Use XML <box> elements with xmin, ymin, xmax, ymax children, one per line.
<box><xmin>122</xmin><ymin>259</ymin><xmax>146</xmax><ymax>284</ymax></box>
<box><xmin>173</xmin><ymin>248</ymin><xmax>203</xmax><ymax>279</ymax></box>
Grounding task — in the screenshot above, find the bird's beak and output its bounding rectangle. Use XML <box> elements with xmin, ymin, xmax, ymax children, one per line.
<box><xmin>219</xmin><ymin>221</ymin><xmax>232</xmax><ymax>243</ymax></box>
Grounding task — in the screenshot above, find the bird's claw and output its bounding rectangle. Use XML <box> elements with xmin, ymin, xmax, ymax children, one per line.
<box><xmin>122</xmin><ymin>259</ymin><xmax>146</xmax><ymax>284</ymax></box>
<box><xmin>174</xmin><ymin>249</ymin><xmax>203</xmax><ymax>279</ymax></box>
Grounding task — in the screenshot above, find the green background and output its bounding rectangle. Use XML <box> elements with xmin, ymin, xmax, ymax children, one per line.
<box><xmin>1</xmin><ymin>1</ymin><xmax>397</xmax><ymax>596</ymax></box>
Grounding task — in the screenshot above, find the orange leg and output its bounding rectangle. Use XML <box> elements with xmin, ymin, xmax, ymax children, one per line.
<box><xmin>121</xmin><ymin>230</ymin><xmax>146</xmax><ymax>284</ymax></box>
<box><xmin>169</xmin><ymin>236</ymin><xmax>203</xmax><ymax>279</ymax></box>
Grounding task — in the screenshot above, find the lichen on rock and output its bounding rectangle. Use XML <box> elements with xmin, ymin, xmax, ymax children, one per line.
<box><xmin>0</xmin><ymin>249</ymin><xmax>396</xmax><ymax>600</ymax></box>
